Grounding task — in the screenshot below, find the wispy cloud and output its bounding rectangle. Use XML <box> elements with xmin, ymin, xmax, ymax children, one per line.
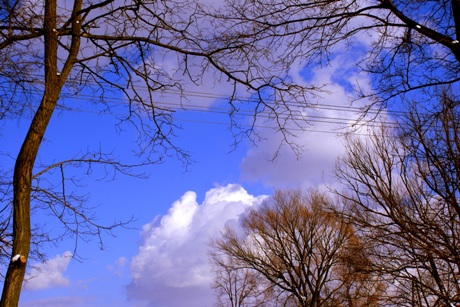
<box><xmin>23</xmin><ymin>251</ymin><xmax>72</xmax><ymax>291</ymax></box>
<box><xmin>107</xmin><ymin>256</ymin><xmax>128</xmax><ymax>277</ymax></box>
<box><xmin>240</xmin><ymin>52</ymin><xmax>376</xmax><ymax>188</ymax></box>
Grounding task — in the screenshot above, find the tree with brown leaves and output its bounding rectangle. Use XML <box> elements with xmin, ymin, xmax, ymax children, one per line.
<box><xmin>211</xmin><ymin>190</ymin><xmax>383</xmax><ymax>307</ymax></box>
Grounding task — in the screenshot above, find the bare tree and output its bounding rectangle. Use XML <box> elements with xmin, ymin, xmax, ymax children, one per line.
<box><xmin>211</xmin><ymin>189</ymin><xmax>382</xmax><ymax>307</ymax></box>
<box><xmin>210</xmin><ymin>251</ymin><xmax>272</xmax><ymax>307</ymax></box>
<box><xmin>335</xmin><ymin>90</ymin><xmax>460</xmax><ymax>306</ymax></box>
<box><xmin>0</xmin><ymin>0</ymin><xmax>323</xmax><ymax>305</ymax></box>
<box><xmin>206</xmin><ymin>0</ymin><xmax>460</xmax><ymax>108</ymax></box>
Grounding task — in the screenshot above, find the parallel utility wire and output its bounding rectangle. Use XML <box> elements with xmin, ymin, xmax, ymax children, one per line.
<box><xmin>1</xmin><ymin>83</ymin><xmax>400</xmax><ymax>135</ymax></box>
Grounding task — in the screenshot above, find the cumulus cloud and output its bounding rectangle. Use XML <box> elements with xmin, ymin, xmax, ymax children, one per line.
<box><xmin>127</xmin><ymin>184</ymin><xmax>268</xmax><ymax>307</ymax></box>
<box><xmin>24</xmin><ymin>251</ymin><xmax>72</xmax><ymax>291</ymax></box>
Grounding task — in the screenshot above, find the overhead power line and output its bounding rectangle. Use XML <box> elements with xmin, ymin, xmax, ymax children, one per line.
<box><xmin>0</xmin><ymin>83</ymin><xmax>398</xmax><ymax>135</ymax></box>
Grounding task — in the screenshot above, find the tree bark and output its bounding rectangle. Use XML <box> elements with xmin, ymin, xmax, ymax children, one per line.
<box><xmin>0</xmin><ymin>94</ymin><xmax>59</xmax><ymax>306</ymax></box>
<box><xmin>452</xmin><ymin>0</ymin><xmax>460</xmax><ymax>40</ymax></box>
<box><xmin>0</xmin><ymin>0</ymin><xmax>62</xmax><ymax>305</ymax></box>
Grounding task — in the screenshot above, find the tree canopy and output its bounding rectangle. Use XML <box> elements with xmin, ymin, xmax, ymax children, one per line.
<box><xmin>211</xmin><ymin>190</ymin><xmax>383</xmax><ymax>307</ymax></box>
<box><xmin>335</xmin><ymin>91</ymin><xmax>460</xmax><ymax>306</ymax></box>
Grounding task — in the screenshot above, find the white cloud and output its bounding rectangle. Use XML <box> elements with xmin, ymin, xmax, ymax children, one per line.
<box><xmin>127</xmin><ymin>184</ymin><xmax>268</xmax><ymax>307</ymax></box>
<box><xmin>240</xmin><ymin>51</ymin><xmax>377</xmax><ymax>188</ymax></box>
<box><xmin>240</xmin><ymin>130</ymin><xmax>345</xmax><ymax>189</ymax></box>
<box><xmin>24</xmin><ymin>251</ymin><xmax>72</xmax><ymax>291</ymax></box>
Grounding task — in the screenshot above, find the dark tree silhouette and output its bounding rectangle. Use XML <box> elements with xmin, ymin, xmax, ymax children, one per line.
<box><xmin>207</xmin><ymin>0</ymin><xmax>460</xmax><ymax>108</ymax></box>
<box><xmin>335</xmin><ymin>91</ymin><xmax>460</xmax><ymax>306</ymax></box>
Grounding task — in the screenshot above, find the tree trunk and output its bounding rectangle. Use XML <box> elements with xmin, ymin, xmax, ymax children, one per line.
<box><xmin>0</xmin><ymin>94</ymin><xmax>59</xmax><ymax>306</ymax></box>
<box><xmin>0</xmin><ymin>0</ymin><xmax>61</xmax><ymax>305</ymax></box>
<box><xmin>452</xmin><ymin>0</ymin><xmax>460</xmax><ymax>39</ymax></box>
<box><xmin>452</xmin><ymin>0</ymin><xmax>460</xmax><ymax>61</ymax></box>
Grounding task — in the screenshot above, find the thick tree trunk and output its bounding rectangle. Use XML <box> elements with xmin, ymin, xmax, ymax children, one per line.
<box><xmin>0</xmin><ymin>0</ymin><xmax>62</xmax><ymax>305</ymax></box>
<box><xmin>452</xmin><ymin>0</ymin><xmax>460</xmax><ymax>61</ymax></box>
<box><xmin>452</xmin><ymin>0</ymin><xmax>460</xmax><ymax>39</ymax></box>
<box><xmin>0</xmin><ymin>93</ymin><xmax>59</xmax><ymax>306</ymax></box>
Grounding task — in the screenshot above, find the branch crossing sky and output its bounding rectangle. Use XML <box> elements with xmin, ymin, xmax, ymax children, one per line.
<box><xmin>2</xmin><ymin>21</ymin><xmax>377</xmax><ymax>307</ymax></box>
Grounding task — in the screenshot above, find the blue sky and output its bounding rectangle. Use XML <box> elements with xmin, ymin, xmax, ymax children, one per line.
<box><xmin>0</xmin><ymin>37</ymin><xmax>377</xmax><ymax>307</ymax></box>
